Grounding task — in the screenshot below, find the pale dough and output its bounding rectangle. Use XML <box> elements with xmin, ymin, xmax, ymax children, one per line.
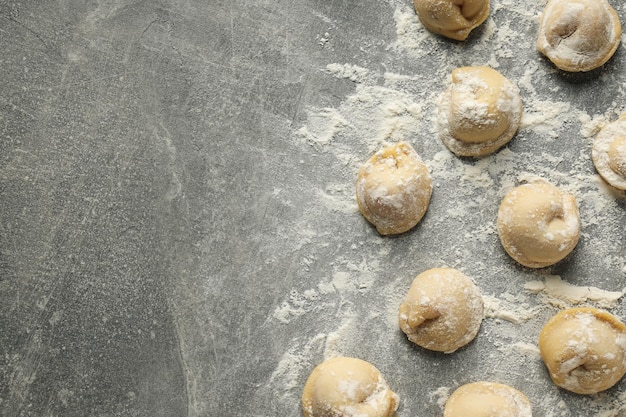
<box><xmin>437</xmin><ymin>66</ymin><xmax>522</xmax><ymax>157</ymax></box>
<box><xmin>496</xmin><ymin>181</ymin><xmax>580</xmax><ymax>268</ymax></box>
<box><xmin>444</xmin><ymin>382</ymin><xmax>532</xmax><ymax>417</ymax></box>
<box><xmin>302</xmin><ymin>357</ymin><xmax>399</xmax><ymax>417</ymax></box>
<box><xmin>537</xmin><ymin>0</ymin><xmax>621</xmax><ymax>72</ymax></box>
<box><xmin>356</xmin><ymin>141</ymin><xmax>432</xmax><ymax>235</ymax></box>
<box><xmin>539</xmin><ymin>307</ymin><xmax>626</xmax><ymax>395</ymax></box>
<box><xmin>592</xmin><ymin>112</ymin><xmax>626</xmax><ymax>190</ymax></box>
<box><xmin>413</xmin><ymin>0</ymin><xmax>490</xmax><ymax>41</ymax></box>
<box><xmin>398</xmin><ymin>267</ymin><xmax>484</xmax><ymax>353</ymax></box>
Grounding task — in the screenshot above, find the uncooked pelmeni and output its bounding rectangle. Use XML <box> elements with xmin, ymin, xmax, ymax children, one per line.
<box><xmin>539</xmin><ymin>307</ymin><xmax>626</xmax><ymax>395</ymax></box>
<box><xmin>592</xmin><ymin>112</ymin><xmax>626</xmax><ymax>190</ymax></box>
<box><xmin>444</xmin><ymin>382</ymin><xmax>532</xmax><ymax>417</ymax></box>
<box><xmin>437</xmin><ymin>66</ymin><xmax>522</xmax><ymax>157</ymax></box>
<box><xmin>413</xmin><ymin>0</ymin><xmax>490</xmax><ymax>41</ymax></box>
<box><xmin>302</xmin><ymin>357</ymin><xmax>399</xmax><ymax>417</ymax></box>
<box><xmin>537</xmin><ymin>0</ymin><xmax>621</xmax><ymax>72</ymax></box>
<box><xmin>398</xmin><ymin>267</ymin><xmax>484</xmax><ymax>353</ymax></box>
<box><xmin>497</xmin><ymin>182</ymin><xmax>580</xmax><ymax>268</ymax></box>
<box><xmin>356</xmin><ymin>141</ymin><xmax>432</xmax><ymax>235</ymax></box>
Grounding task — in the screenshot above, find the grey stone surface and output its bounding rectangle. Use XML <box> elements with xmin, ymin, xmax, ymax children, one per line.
<box><xmin>1</xmin><ymin>1</ymin><xmax>626</xmax><ymax>416</ymax></box>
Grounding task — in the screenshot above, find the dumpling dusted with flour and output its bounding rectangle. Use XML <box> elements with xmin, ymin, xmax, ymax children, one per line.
<box><xmin>398</xmin><ymin>268</ymin><xmax>484</xmax><ymax>353</ymax></box>
<box><xmin>497</xmin><ymin>181</ymin><xmax>580</xmax><ymax>268</ymax></box>
<box><xmin>413</xmin><ymin>0</ymin><xmax>490</xmax><ymax>41</ymax></box>
<box><xmin>539</xmin><ymin>307</ymin><xmax>626</xmax><ymax>394</ymax></box>
<box><xmin>592</xmin><ymin>112</ymin><xmax>626</xmax><ymax>190</ymax></box>
<box><xmin>437</xmin><ymin>66</ymin><xmax>522</xmax><ymax>157</ymax></box>
<box><xmin>444</xmin><ymin>382</ymin><xmax>532</xmax><ymax>417</ymax></box>
<box><xmin>302</xmin><ymin>357</ymin><xmax>399</xmax><ymax>417</ymax></box>
<box><xmin>537</xmin><ymin>0</ymin><xmax>621</xmax><ymax>72</ymax></box>
<box><xmin>356</xmin><ymin>141</ymin><xmax>432</xmax><ymax>235</ymax></box>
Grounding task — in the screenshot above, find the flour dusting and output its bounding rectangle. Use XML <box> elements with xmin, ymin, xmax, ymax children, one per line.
<box><xmin>428</xmin><ymin>386</ymin><xmax>450</xmax><ymax>409</ymax></box>
<box><xmin>297</xmin><ymin>82</ymin><xmax>425</xmax><ymax>167</ymax></box>
<box><xmin>325</xmin><ymin>63</ymin><xmax>370</xmax><ymax>83</ymax></box>
<box><xmin>525</xmin><ymin>275</ymin><xmax>625</xmax><ymax>309</ymax></box>
<box><xmin>269</xmin><ymin>0</ymin><xmax>626</xmax><ymax>415</ymax></box>
<box><xmin>483</xmin><ymin>294</ymin><xmax>542</xmax><ymax>324</ymax></box>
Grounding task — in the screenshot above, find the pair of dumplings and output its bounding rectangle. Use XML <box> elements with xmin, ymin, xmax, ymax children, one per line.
<box><xmin>414</xmin><ymin>0</ymin><xmax>622</xmax><ymax>73</ymax></box>
<box><xmin>540</xmin><ymin>0</ymin><xmax>625</xmax><ymax>206</ymax></box>
<box><xmin>398</xmin><ymin>270</ymin><xmax>626</xmax><ymax>397</ymax></box>
<box><xmin>302</xmin><ymin>357</ymin><xmax>532</xmax><ymax>416</ymax></box>
<box><xmin>357</xmin><ymin>148</ymin><xmax>581</xmax><ymax>269</ymax></box>
<box><xmin>397</xmin><ymin>270</ymin><xmax>626</xmax><ymax>396</ymax></box>
<box><xmin>357</xmin><ymin>67</ymin><xmax>521</xmax><ymax>236</ymax></box>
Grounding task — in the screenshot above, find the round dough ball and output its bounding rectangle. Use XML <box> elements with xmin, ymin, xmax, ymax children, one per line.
<box><xmin>302</xmin><ymin>357</ymin><xmax>400</xmax><ymax>417</ymax></box>
<box><xmin>496</xmin><ymin>182</ymin><xmax>580</xmax><ymax>268</ymax></box>
<box><xmin>413</xmin><ymin>0</ymin><xmax>490</xmax><ymax>41</ymax></box>
<box><xmin>356</xmin><ymin>141</ymin><xmax>432</xmax><ymax>235</ymax></box>
<box><xmin>539</xmin><ymin>307</ymin><xmax>626</xmax><ymax>394</ymax></box>
<box><xmin>437</xmin><ymin>66</ymin><xmax>522</xmax><ymax>157</ymax></box>
<box><xmin>444</xmin><ymin>382</ymin><xmax>532</xmax><ymax>417</ymax></box>
<box><xmin>592</xmin><ymin>112</ymin><xmax>626</xmax><ymax>190</ymax></box>
<box><xmin>537</xmin><ymin>0</ymin><xmax>621</xmax><ymax>72</ymax></box>
<box><xmin>398</xmin><ymin>267</ymin><xmax>484</xmax><ymax>353</ymax></box>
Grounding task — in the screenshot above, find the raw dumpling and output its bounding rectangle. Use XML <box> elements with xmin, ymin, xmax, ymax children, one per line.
<box><xmin>398</xmin><ymin>267</ymin><xmax>484</xmax><ymax>353</ymax></box>
<box><xmin>302</xmin><ymin>357</ymin><xmax>400</xmax><ymax>417</ymax></box>
<box><xmin>539</xmin><ymin>307</ymin><xmax>626</xmax><ymax>394</ymax></box>
<box><xmin>497</xmin><ymin>181</ymin><xmax>580</xmax><ymax>268</ymax></box>
<box><xmin>437</xmin><ymin>66</ymin><xmax>522</xmax><ymax>157</ymax></box>
<box><xmin>413</xmin><ymin>0</ymin><xmax>490</xmax><ymax>41</ymax></box>
<box><xmin>444</xmin><ymin>382</ymin><xmax>532</xmax><ymax>417</ymax></box>
<box><xmin>592</xmin><ymin>112</ymin><xmax>626</xmax><ymax>190</ymax></box>
<box><xmin>356</xmin><ymin>141</ymin><xmax>432</xmax><ymax>235</ymax></box>
<box><xmin>537</xmin><ymin>0</ymin><xmax>621</xmax><ymax>72</ymax></box>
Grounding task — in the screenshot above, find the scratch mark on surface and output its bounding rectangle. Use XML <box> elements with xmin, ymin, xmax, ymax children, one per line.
<box><xmin>290</xmin><ymin>77</ymin><xmax>308</xmax><ymax>126</ymax></box>
<box><xmin>210</xmin><ymin>331</ymin><xmax>219</xmax><ymax>375</ymax></box>
<box><xmin>139</xmin><ymin>17</ymin><xmax>161</xmax><ymax>39</ymax></box>
<box><xmin>230</xmin><ymin>2</ymin><xmax>235</xmax><ymax>67</ymax></box>
<box><xmin>49</xmin><ymin>71</ymin><xmax>143</xmax><ymax>92</ymax></box>
<box><xmin>171</xmin><ymin>308</ymin><xmax>192</xmax><ymax>417</ymax></box>
<box><xmin>0</xmin><ymin>14</ymin><xmax>57</xmax><ymax>55</ymax></box>
<box><xmin>154</xmin><ymin>121</ymin><xmax>183</xmax><ymax>202</ymax></box>
<box><xmin>0</xmin><ymin>98</ymin><xmax>37</xmax><ymax>120</ymax></box>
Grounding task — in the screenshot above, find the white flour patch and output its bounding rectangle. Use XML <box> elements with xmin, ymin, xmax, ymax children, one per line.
<box><xmin>268</xmin><ymin>333</ymin><xmax>327</xmax><ymax>391</ymax></box>
<box><xmin>296</xmin><ymin>108</ymin><xmax>351</xmax><ymax>150</ymax></box>
<box><xmin>388</xmin><ymin>4</ymin><xmax>432</xmax><ymax>58</ymax></box>
<box><xmin>497</xmin><ymin>341</ymin><xmax>541</xmax><ymax>359</ymax></box>
<box><xmin>428</xmin><ymin>386</ymin><xmax>450</xmax><ymax>409</ymax></box>
<box><xmin>483</xmin><ymin>294</ymin><xmax>542</xmax><ymax>324</ymax></box>
<box><xmin>520</xmin><ymin>99</ymin><xmax>571</xmax><ymax>140</ymax></box>
<box><xmin>272</xmin><ymin>288</ymin><xmax>323</xmax><ymax>324</ymax></box>
<box><xmin>325</xmin><ymin>63</ymin><xmax>370</xmax><ymax>83</ymax></box>
<box><xmin>296</xmin><ymin>82</ymin><xmax>424</xmax><ymax>167</ymax></box>
<box><xmin>316</xmin><ymin>182</ymin><xmax>357</xmax><ymax>214</ymax></box>
<box><xmin>524</xmin><ymin>275</ymin><xmax>625</xmax><ymax>309</ymax></box>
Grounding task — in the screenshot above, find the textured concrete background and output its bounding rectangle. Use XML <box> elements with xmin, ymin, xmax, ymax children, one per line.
<box><xmin>0</xmin><ymin>1</ymin><xmax>367</xmax><ymax>415</ymax></box>
<box><xmin>1</xmin><ymin>1</ymin><xmax>626</xmax><ymax>416</ymax></box>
